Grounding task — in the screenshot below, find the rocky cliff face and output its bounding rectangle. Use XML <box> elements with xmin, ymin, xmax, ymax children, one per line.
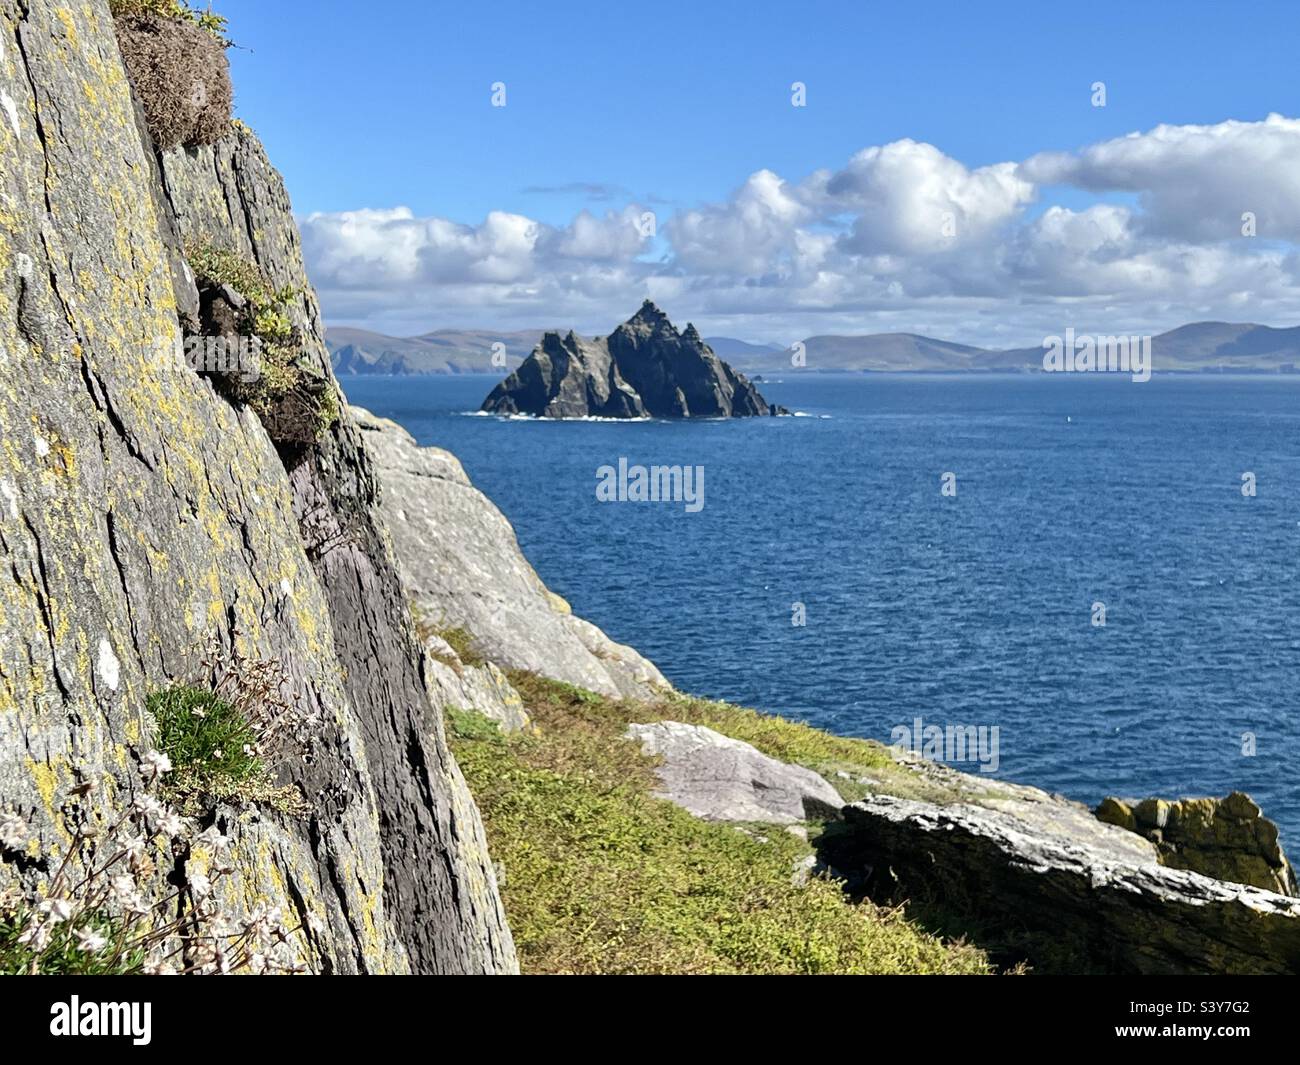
<box><xmin>0</xmin><ymin>0</ymin><xmax>512</xmax><ymax>974</ymax></box>
<box><xmin>481</xmin><ymin>301</ymin><xmax>787</xmax><ymax>418</ymax></box>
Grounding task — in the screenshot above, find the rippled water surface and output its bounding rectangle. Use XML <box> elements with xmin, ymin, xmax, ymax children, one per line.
<box><xmin>342</xmin><ymin>372</ymin><xmax>1300</xmax><ymax>845</ymax></box>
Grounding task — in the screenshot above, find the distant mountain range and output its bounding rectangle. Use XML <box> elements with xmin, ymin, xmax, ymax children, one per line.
<box><xmin>327</xmin><ymin>326</ymin><xmax>545</xmax><ymax>374</ymax></box>
<box><xmin>327</xmin><ymin>321</ymin><xmax>1300</xmax><ymax>375</ymax></box>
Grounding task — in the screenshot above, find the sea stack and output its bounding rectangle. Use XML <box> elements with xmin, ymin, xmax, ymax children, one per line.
<box><xmin>481</xmin><ymin>301</ymin><xmax>788</xmax><ymax>418</ymax></box>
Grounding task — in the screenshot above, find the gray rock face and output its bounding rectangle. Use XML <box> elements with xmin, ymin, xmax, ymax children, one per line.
<box><xmin>625</xmin><ymin>722</ymin><xmax>844</xmax><ymax>823</ymax></box>
<box><xmin>0</xmin><ymin>1</ymin><xmax>513</xmax><ymax>975</ymax></box>
<box><xmin>481</xmin><ymin>301</ymin><xmax>787</xmax><ymax>418</ymax></box>
<box><xmin>158</xmin><ymin>127</ymin><xmax>515</xmax><ymax>974</ymax></box>
<box><xmin>424</xmin><ymin>634</ymin><xmax>530</xmax><ymax>733</ymax></box>
<box><xmin>354</xmin><ymin>407</ymin><xmax>669</xmax><ymax>700</ymax></box>
<box><xmin>819</xmin><ymin>782</ymin><xmax>1300</xmax><ymax>974</ymax></box>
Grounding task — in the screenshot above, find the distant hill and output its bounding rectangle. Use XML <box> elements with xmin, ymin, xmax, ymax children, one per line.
<box><xmin>802</xmin><ymin>333</ymin><xmax>987</xmax><ymax>371</ymax></box>
<box><xmin>702</xmin><ymin>336</ymin><xmax>785</xmax><ymax>362</ymax></box>
<box><xmin>713</xmin><ymin>322</ymin><xmax>1300</xmax><ymax>373</ymax></box>
<box><xmin>327</xmin><ymin>327</ymin><xmax>544</xmax><ymax>374</ymax></box>
<box><xmin>329</xmin><ymin>321</ymin><xmax>1300</xmax><ymax>375</ymax></box>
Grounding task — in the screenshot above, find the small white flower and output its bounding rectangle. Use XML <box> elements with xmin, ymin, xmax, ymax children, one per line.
<box><xmin>133</xmin><ymin>794</ymin><xmax>164</xmax><ymax>820</ymax></box>
<box><xmin>188</xmin><ymin>872</ymin><xmax>212</xmax><ymax>899</ymax></box>
<box><xmin>18</xmin><ymin>922</ymin><xmax>51</xmax><ymax>951</ymax></box>
<box><xmin>196</xmin><ymin>825</ymin><xmax>231</xmax><ymax>852</ymax></box>
<box><xmin>157</xmin><ymin>810</ymin><xmax>186</xmax><ymax>839</ymax></box>
<box><xmin>0</xmin><ymin>811</ymin><xmax>28</xmax><ymax>850</ymax></box>
<box><xmin>121</xmin><ymin>834</ymin><xmax>148</xmax><ymax>871</ymax></box>
<box><xmin>37</xmin><ymin>898</ymin><xmax>73</xmax><ymax>925</ymax></box>
<box><xmin>142</xmin><ymin>750</ymin><xmax>172</xmax><ymax>776</ymax></box>
<box><xmin>74</xmin><ymin>927</ymin><xmax>108</xmax><ymax>954</ymax></box>
<box><xmin>211</xmin><ymin>748</ymin><xmax>224</xmax><ymax>761</ymax></box>
<box><xmin>108</xmin><ymin>873</ymin><xmax>144</xmax><ymax>913</ymax></box>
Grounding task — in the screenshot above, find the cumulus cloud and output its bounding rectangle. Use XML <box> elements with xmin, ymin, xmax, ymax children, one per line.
<box><xmin>304</xmin><ymin>115</ymin><xmax>1300</xmax><ymax>341</ymax></box>
<box><xmin>668</xmin><ymin>170</ymin><xmax>814</xmax><ymax>276</ymax></box>
<box><xmin>817</xmin><ymin>140</ymin><xmax>1034</xmax><ymax>255</ymax></box>
<box><xmin>1020</xmin><ymin>113</ymin><xmax>1300</xmax><ymax>242</ymax></box>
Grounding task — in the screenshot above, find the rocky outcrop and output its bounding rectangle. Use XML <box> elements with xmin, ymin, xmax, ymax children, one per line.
<box><xmin>353</xmin><ymin>407</ymin><xmax>669</xmax><ymax>700</ymax></box>
<box><xmin>481</xmin><ymin>301</ymin><xmax>787</xmax><ymax>418</ymax></box>
<box><xmin>423</xmin><ymin>633</ymin><xmax>530</xmax><ymax>733</ymax></box>
<box><xmin>1097</xmin><ymin>792</ymin><xmax>1297</xmax><ymax>896</ymax></box>
<box><xmin>817</xmin><ymin>764</ymin><xmax>1300</xmax><ymax>974</ymax></box>
<box><xmin>0</xmin><ymin>0</ymin><xmax>512</xmax><ymax>974</ymax></box>
<box><xmin>625</xmin><ymin>722</ymin><xmax>843</xmax><ymax>823</ymax></box>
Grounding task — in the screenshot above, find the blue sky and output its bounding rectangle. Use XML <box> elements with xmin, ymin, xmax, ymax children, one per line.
<box><xmin>218</xmin><ymin>0</ymin><xmax>1300</xmax><ymax>343</ymax></box>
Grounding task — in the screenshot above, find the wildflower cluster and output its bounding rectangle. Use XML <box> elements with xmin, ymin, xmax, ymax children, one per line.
<box><xmin>0</xmin><ymin>764</ymin><xmax>308</xmax><ymax>975</ymax></box>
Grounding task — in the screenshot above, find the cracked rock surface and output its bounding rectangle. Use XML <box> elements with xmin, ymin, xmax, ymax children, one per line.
<box><xmin>818</xmin><ymin>763</ymin><xmax>1300</xmax><ymax>974</ymax></box>
<box><xmin>0</xmin><ymin>0</ymin><xmax>513</xmax><ymax>974</ymax></box>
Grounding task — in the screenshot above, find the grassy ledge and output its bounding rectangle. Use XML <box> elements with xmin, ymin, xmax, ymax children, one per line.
<box><xmin>448</xmin><ymin>673</ymin><xmax>993</xmax><ymax>975</ymax></box>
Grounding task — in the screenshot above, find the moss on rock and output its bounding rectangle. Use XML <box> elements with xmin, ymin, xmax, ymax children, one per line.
<box><xmin>185</xmin><ymin>240</ymin><xmax>340</xmax><ymax>450</ymax></box>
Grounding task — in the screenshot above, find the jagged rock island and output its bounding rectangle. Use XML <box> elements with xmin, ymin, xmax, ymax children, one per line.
<box><xmin>481</xmin><ymin>301</ymin><xmax>789</xmax><ymax>418</ymax></box>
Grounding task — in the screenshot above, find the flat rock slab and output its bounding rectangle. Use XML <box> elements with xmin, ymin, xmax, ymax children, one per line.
<box><xmin>626</xmin><ymin>721</ymin><xmax>844</xmax><ymax>824</ymax></box>
<box><xmin>823</xmin><ymin>794</ymin><xmax>1300</xmax><ymax>974</ymax></box>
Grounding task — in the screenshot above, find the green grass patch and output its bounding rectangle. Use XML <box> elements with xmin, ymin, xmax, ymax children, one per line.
<box><xmin>506</xmin><ymin>672</ymin><xmax>958</xmax><ymax>805</ymax></box>
<box><xmin>148</xmin><ymin>685</ymin><xmax>305</xmax><ymax>816</ymax></box>
<box><xmin>451</xmin><ymin>673</ymin><xmax>992</xmax><ymax>975</ymax></box>
<box><xmin>0</xmin><ymin>911</ymin><xmax>143</xmax><ymax>976</ymax></box>
<box><xmin>446</xmin><ymin>706</ymin><xmax>504</xmax><ymax>743</ymax></box>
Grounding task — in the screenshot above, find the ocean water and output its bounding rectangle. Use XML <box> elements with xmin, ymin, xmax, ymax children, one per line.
<box><xmin>342</xmin><ymin>372</ymin><xmax>1300</xmax><ymax>846</ymax></box>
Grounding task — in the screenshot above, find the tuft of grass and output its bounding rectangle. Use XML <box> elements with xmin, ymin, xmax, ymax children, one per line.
<box><xmin>112</xmin><ymin>1</ymin><xmax>233</xmax><ymax>150</ymax></box>
<box><xmin>151</xmin><ymin>685</ymin><xmax>260</xmax><ymax>783</ymax></box>
<box><xmin>451</xmin><ymin>673</ymin><xmax>992</xmax><ymax>975</ymax></box>
<box><xmin>186</xmin><ymin>241</ymin><xmax>339</xmax><ymax>445</ymax></box>
<box><xmin>446</xmin><ymin>706</ymin><xmax>503</xmax><ymax>743</ymax></box>
<box><xmin>148</xmin><ymin>685</ymin><xmax>305</xmax><ymax>816</ymax></box>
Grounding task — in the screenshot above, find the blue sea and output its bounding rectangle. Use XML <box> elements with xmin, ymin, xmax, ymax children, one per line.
<box><xmin>342</xmin><ymin>372</ymin><xmax>1300</xmax><ymax>846</ymax></box>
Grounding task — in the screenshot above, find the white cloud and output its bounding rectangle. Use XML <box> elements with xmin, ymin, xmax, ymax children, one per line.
<box><xmin>668</xmin><ymin>170</ymin><xmax>813</xmax><ymax>275</ymax></box>
<box><xmin>1020</xmin><ymin>113</ymin><xmax>1300</xmax><ymax>241</ymax></box>
<box><xmin>819</xmin><ymin>139</ymin><xmax>1034</xmax><ymax>254</ymax></box>
<box><xmin>303</xmin><ymin>116</ymin><xmax>1300</xmax><ymax>343</ymax></box>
